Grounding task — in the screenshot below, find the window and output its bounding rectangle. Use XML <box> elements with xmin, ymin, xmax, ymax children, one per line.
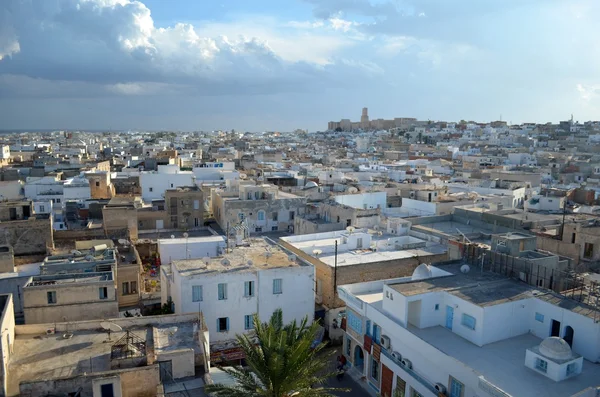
<box><xmin>365</xmin><ymin>320</ymin><xmax>371</xmax><ymax>336</ymax></box>
<box><xmin>258</xmin><ymin>211</ymin><xmax>265</xmax><ymax>221</ymax></box>
<box><xmin>192</xmin><ymin>286</ymin><xmax>203</xmax><ymax>302</ymax></box>
<box><xmin>535</xmin><ymin>312</ymin><xmax>544</xmax><ymax>322</ymax></box>
<box><xmin>572</xmin><ymin>233</ymin><xmax>576</xmax><ymax>244</ymax></box>
<box><xmin>566</xmin><ymin>362</ymin><xmax>578</xmax><ymax>376</ymax></box>
<box><xmin>193</xmin><ymin>200</ymin><xmax>200</xmax><ymax>210</ymax></box>
<box><xmin>255</xmin><ymin>227</ymin><xmax>262</xmax><ymax>232</ymax></box>
<box><xmin>195</xmin><ymin>217</ymin><xmax>199</xmax><ymax>227</ymax></box>
<box><xmin>396</xmin><ymin>376</ymin><xmax>406</xmax><ymax>396</ymax></box>
<box><xmin>461</xmin><ymin>314</ymin><xmax>476</xmax><ymax>330</ymax></box>
<box><xmin>149</xmin><ymin>187</ymin><xmax>153</xmax><ymax>192</ymax></box>
<box><xmin>56</xmin><ymin>198</ymin><xmax>61</xmax><ymax>203</ymax></box>
<box><xmin>238</xmin><ymin>213</ymin><xmax>245</xmax><ymax>221</ymax></box>
<box><xmin>244</xmin><ymin>281</ymin><xmax>255</xmax><ymax>297</ymax></box>
<box><xmin>130</xmin><ymin>281</ymin><xmax>137</xmax><ymax>294</ymax></box>
<box><xmin>272</xmin><ymin>212</ymin><xmax>278</xmax><ymax>221</ymax></box>
<box><xmin>122</xmin><ymin>282</ymin><xmax>129</xmax><ymax>295</ymax></box>
<box><xmin>217</xmin><ymin>317</ymin><xmax>229</xmax><ymax>332</ymax></box>
<box><xmin>218</xmin><ymin>283</ymin><xmax>228</xmax><ymax>300</ymax></box>
<box><xmin>435</xmin><ymin>304</ymin><xmax>440</xmax><ymax>311</ymax></box>
<box><xmin>289</xmin><ymin>211</ymin><xmax>295</xmax><ymax>220</ymax></box>
<box><xmin>345</xmin><ymin>336</ymin><xmax>352</xmax><ymax>356</ymax></box>
<box><xmin>39</xmin><ymin>205</ymin><xmax>45</xmax><ymax>212</ymax></box>
<box><xmin>584</xmin><ymin>243</ymin><xmax>594</xmax><ymax>259</ymax></box>
<box><xmin>244</xmin><ymin>314</ymin><xmax>254</xmax><ymax>330</ymax></box>
<box><xmin>170</xmin><ymin>183</ymin><xmax>174</xmax><ymax>188</ymax></box>
<box><xmin>99</xmin><ymin>287</ymin><xmax>108</xmax><ymax>300</ymax></box>
<box><xmin>373</xmin><ymin>323</ymin><xmax>381</xmax><ymax>344</ymax></box>
<box><xmin>96</xmin><ymin>181</ymin><xmax>100</xmax><ymax>187</ymax></box>
<box><xmin>535</xmin><ymin>358</ymin><xmax>548</xmax><ymax>373</ymax></box>
<box><xmin>271</xmin><ymin>226</ymin><xmax>278</xmax><ymax>231</ymax></box>
<box><xmin>370</xmin><ymin>357</ymin><xmax>379</xmax><ymax>381</ymax></box>
<box><xmin>273</xmin><ymin>278</ymin><xmax>282</xmax><ymax>294</ymax></box>
<box><xmin>100</xmin><ymin>383</ymin><xmax>115</xmax><ymax>397</ymax></box>
<box><xmin>347</xmin><ymin>311</ymin><xmax>362</xmax><ymax>333</ymax></box>
<box><xmin>47</xmin><ymin>291</ymin><xmax>57</xmax><ymax>304</ymax></box>
<box><xmin>449</xmin><ymin>377</ymin><xmax>464</xmax><ymax>397</ymax></box>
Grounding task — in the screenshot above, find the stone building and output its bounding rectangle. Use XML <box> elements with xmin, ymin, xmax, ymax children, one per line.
<box><xmin>0</xmin><ymin>200</ymin><xmax>53</xmax><ymax>257</ymax></box>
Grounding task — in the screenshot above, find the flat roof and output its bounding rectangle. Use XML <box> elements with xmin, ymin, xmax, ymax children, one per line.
<box><xmin>410</xmin><ymin>325</ymin><xmax>600</xmax><ymax>397</ymax></box>
<box><xmin>8</xmin><ymin>328</ymin><xmax>147</xmax><ymax>394</ymax></box>
<box><xmin>173</xmin><ymin>238</ymin><xmax>305</xmax><ymax>276</ymax></box>
<box><xmin>318</xmin><ymin>245</ymin><xmax>447</xmax><ymax>268</ymax></box>
<box><xmin>158</xmin><ymin>235</ymin><xmax>225</xmax><ymax>245</ymax></box>
<box><xmin>154</xmin><ymin>323</ymin><xmax>201</xmax><ymax>354</ymax></box>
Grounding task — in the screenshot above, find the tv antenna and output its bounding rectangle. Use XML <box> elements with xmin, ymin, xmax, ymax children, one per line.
<box><xmin>101</xmin><ymin>321</ymin><xmax>123</xmax><ymax>342</ymax></box>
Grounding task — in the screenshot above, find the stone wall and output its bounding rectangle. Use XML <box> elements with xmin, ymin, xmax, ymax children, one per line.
<box><xmin>0</xmin><ymin>217</ymin><xmax>53</xmax><ymax>256</ymax></box>
<box><xmin>19</xmin><ymin>364</ymin><xmax>160</xmax><ymax>397</ymax></box>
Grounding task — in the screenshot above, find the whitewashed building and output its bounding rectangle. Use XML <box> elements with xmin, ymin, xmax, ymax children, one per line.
<box><xmin>140</xmin><ymin>165</ymin><xmax>196</xmax><ymax>202</ymax></box>
<box><xmin>161</xmin><ymin>238</ymin><xmax>314</xmax><ymax>350</ymax></box>
<box><xmin>337</xmin><ymin>262</ymin><xmax>600</xmax><ymax>397</ymax></box>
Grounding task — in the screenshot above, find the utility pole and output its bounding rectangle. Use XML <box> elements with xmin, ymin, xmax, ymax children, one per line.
<box><xmin>333</xmin><ymin>240</ymin><xmax>338</xmax><ymax>296</ymax></box>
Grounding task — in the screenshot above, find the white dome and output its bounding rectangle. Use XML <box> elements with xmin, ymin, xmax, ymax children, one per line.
<box><xmin>305</xmin><ymin>181</ymin><xmax>318</xmax><ymax>189</ymax></box>
<box><xmin>539</xmin><ymin>337</ymin><xmax>572</xmax><ymax>360</ymax></box>
<box><xmin>411</xmin><ymin>263</ymin><xmax>433</xmax><ymax>281</ymax></box>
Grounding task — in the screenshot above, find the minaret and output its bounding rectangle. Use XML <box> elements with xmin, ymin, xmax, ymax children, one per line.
<box><xmin>361</xmin><ymin>107</ymin><xmax>369</xmax><ymax>129</ymax></box>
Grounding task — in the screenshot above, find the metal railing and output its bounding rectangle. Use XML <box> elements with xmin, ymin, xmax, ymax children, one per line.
<box><xmin>380</xmin><ymin>348</ymin><xmax>439</xmax><ymax>395</ymax></box>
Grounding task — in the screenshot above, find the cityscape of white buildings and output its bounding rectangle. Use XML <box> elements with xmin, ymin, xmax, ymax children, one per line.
<box><xmin>1</xmin><ymin>111</ymin><xmax>600</xmax><ymax>395</ymax></box>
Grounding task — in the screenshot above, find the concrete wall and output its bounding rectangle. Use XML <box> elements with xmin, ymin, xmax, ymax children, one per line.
<box><xmin>334</xmin><ymin>192</ymin><xmax>387</xmax><ymax>210</ymax></box>
<box><xmin>0</xmin><ymin>295</ymin><xmax>15</xmax><ymax>397</ymax></box>
<box><xmin>23</xmin><ymin>280</ymin><xmax>118</xmax><ymax>324</ymax></box>
<box><xmin>0</xmin><ymin>276</ymin><xmax>30</xmax><ymax>318</ymax></box>
<box><xmin>140</xmin><ymin>171</ymin><xmax>195</xmax><ymax>202</ymax></box>
<box><xmin>19</xmin><ymin>364</ymin><xmax>160</xmax><ymax>397</ymax></box>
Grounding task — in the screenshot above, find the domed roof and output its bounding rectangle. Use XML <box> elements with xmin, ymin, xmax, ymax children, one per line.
<box><xmin>411</xmin><ymin>263</ymin><xmax>433</xmax><ymax>281</ymax></box>
<box><xmin>305</xmin><ymin>181</ymin><xmax>318</xmax><ymax>189</ymax></box>
<box><xmin>539</xmin><ymin>337</ymin><xmax>573</xmax><ymax>360</ymax></box>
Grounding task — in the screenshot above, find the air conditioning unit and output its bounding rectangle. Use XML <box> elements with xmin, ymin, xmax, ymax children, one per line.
<box><xmin>401</xmin><ymin>358</ymin><xmax>412</xmax><ymax>369</ymax></box>
<box><xmin>391</xmin><ymin>351</ymin><xmax>402</xmax><ymax>361</ymax></box>
<box><xmin>46</xmin><ymin>327</ymin><xmax>56</xmax><ymax>335</ymax></box>
<box><xmin>434</xmin><ymin>383</ymin><xmax>447</xmax><ymax>394</ymax></box>
<box><xmin>380</xmin><ymin>335</ymin><xmax>391</xmax><ymax>350</ymax></box>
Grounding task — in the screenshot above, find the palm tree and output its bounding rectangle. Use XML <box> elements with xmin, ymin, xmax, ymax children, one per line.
<box><xmin>205</xmin><ymin>309</ymin><xmax>347</xmax><ymax>397</ymax></box>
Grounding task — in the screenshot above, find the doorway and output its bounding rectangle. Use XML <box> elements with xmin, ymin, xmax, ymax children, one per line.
<box><xmin>563</xmin><ymin>326</ymin><xmax>574</xmax><ymax>347</ymax></box>
<box><xmin>354</xmin><ymin>345</ymin><xmax>365</xmax><ymax>374</ymax></box>
<box><xmin>445</xmin><ymin>306</ymin><xmax>454</xmax><ymax>330</ymax></box>
<box><xmin>551</xmin><ymin>320</ymin><xmax>561</xmax><ymax>337</ymax></box>
<box><xmin>158</xmin><ymin>360</ymin><xmax>173</xmax><ymax>383</ymax></box>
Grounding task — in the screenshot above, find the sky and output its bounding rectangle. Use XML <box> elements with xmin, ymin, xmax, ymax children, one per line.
<box><xmin>1</xmin><ymin>0</ymin><xmax>599</xmax><ymax>131</ymax></box>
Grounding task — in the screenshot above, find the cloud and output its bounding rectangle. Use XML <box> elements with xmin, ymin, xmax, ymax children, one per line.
<box><xmin>577</xmin><ymin>84</ymin><xmax>600</xmax><ymax>102</ymax></box>
<box><xmin>0</xmin><ymin>0</ymin><xmax>370</xmax><ymax>98</ymax></box>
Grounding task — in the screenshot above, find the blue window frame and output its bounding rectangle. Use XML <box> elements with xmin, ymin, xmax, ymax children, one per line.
<box><xmin>244</xmin><ymin>315</ymin><xmax>254</xmax><ymax>330</ymax></box>
<box><xmin>370</xmin><ymin>357</ymin><xmax>379</xmax><ymax>381</ymax></box>
<box><xmin>244</xmin><ymin>281</ymin><xmax>255</xmax><ymax>297</ymax></box>
<box><xmin>218</xmin><ymin>283</ymin><xmax>227</xmax><ymax>300</ymax></box>
<box><xmin>535</xmin><ymin>358</ymin><xmax>548</xmax><ymax>373</ymax></box>
<box><xmin>449</xmin><ymin>377</ymin><xmax>463</xmax><ymax>397</ymax></box>
<box><xmin>345</xmin><ymin>336</ymin><xmax>352</xmax><ymax>356</ymax></box>
<box><xmin>217</xmin><ymin>317</ymin><xmax>229</xmax><ymax>332</ymax></box>
<box><xmin>347</xmin><ymin>310</ymin><xmax>362</xmax><ymax>334</ymax></box>
<box><xmin>435</xmin><ymin>304</ymin><xmax>440</xmax><ymax>310</ymax></box>
<box><xmin>373</xmin><ymin>323</ymin><xmax>381</xmax><ymax>344</ymax></box>
<box><xmin>258</xmin><ymin>211</ymin><xmax>265</xmax><ymax>221</ymax></box>
<box><xmin>273</xmin><ymin>278</ymin><xmax>283</xmax><ymax>294</ymax></box>
<box><xmin>461</xmin><ymin>314</ymin><xmax>476</xmax><ymax>330</ymax></box>
<box><xmin>566</xmin><ymin>362</ymin><xmax>577</xmax><ymax>376</ymax></box>
<box><xmin>535</xmin><ymin>312</ymin><xmax>544</xmax><ymax>323</ymax></box>
<box><xmin>192</xmin><ymin>286</ymin><xmax>203</xmax><ymax>302</ymax></box>
<box><xmin>365</xmin><ymin>320</ymin><xmax>372</xmax><ymax>336</ymax></box>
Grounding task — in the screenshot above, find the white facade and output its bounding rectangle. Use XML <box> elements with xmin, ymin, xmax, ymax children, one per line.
<box><xmin>163</xmin><ymin>261</ymin><xmax>314</xmax><ymax>342</ymax></box>
<box><xmin>334</xmin><ymin>191</ymin><xmax>387</xmax><ymax>210</ymax></box>
<box><xmin>337</xmin><ymin>264</ymin><xmax>600</xmax><ymax>397</ymax></box>
<box><xmin>158</xmin><ymin>236</ymin><xmax>226</xmax><ymax>264</ymax></box>
<box><xmin>140</xmin><ymin>165</ymin><xmax>195</xmax><ymax>201</ymax></box>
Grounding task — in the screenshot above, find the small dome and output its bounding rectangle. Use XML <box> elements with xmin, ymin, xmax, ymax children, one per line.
<box><xmin>411</xmin><ymin>263</ymin><xmax>433</xmax><ymax>281</ymax></box>
<box><xmin>539</xmin><ymin>337</ymin><xmax>572</xmax><ymax>360</ymax></box>
<box><xmin>305</xmin><ymin>181</ymin><xmax>318</xmax><ymax>189</ymax></box>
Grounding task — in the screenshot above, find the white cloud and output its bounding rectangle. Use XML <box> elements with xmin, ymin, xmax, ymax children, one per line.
<box><xmin>577</xmin><ymin>83</ymin><xmax>600</xmax><ymax>102</ymax></box>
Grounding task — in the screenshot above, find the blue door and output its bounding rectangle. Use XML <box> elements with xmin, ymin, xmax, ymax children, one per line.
<box><xmin>446</xmin><ymin>306</ymin><xmax>454</xmax><ymax>330</ymax></box>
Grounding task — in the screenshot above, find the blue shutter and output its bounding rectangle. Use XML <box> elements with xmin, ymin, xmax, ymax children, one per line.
<box><xmin>226</xmin><ymin>317</ymin><xmax>230</xmax><ymax>331</ymax></box>
<box><xmin>217</xmin><ymin>318</ymin><xmax>220</xmax><ymax>332</ymax></box>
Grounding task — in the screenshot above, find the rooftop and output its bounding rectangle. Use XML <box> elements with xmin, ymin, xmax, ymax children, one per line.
<box><xmin>409</xmin><ymin>325</ymin><xmax>600</xmax><ymax>397</ymax></box>
<box><xmin>154</xmin><ymin>322</ymin><xmax>202</xmax><ymax>354</ymax></box>
<box><xmin>173</xmin><ymin>237</ymin><xmax>305</xmax><ymax>276</ymax></box>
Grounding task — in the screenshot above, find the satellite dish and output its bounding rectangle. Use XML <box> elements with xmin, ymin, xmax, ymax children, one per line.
<box><xmin>288</xmin><ymin>254</ymin><xmax>296</xmax><ymax>262</ymax></box>
<box><xmin>171</xmin><ymin>235</ymin><xmax>175</xmax><ymax>239</ymax></box>
<box><xmin>117</xmin><ymin>239</ymin><xmax>128</xmax><ymax>245</ymax></box>
<box><xmin>460</xmin><ymin>265</ymin><xmax>471</xmax><ymax>274</ymax></box>
<box><xmin>221</xmin><ymin>258</ymin><xmax>231</xmax><ymax>266</ymax></box>
<box><xmin>247</xmin><ymin>260</ymin><xmax>253</xmax><ymax>266</ymax></box>
<box><xmin>346</xmin><ymin>226</ymin><xmax>355</xmax><ymax>233</ymax></box>
<box><xmin>183</xmin><ymin>232</ymin><xmax>189</xmax><ymax>238</ymax></box>
<box><xmin>70</xmin><ymin>250</ymin><xmax>82</xmax><ymax>255</ymax></box>
<box><xmin>202</xmin><ymin>257</ymin><xmax>210</xmax><ymax>264</ymax></box>
<box><xmin>348</xmin><ymin>187</ymin><xmax>358</xmax><ymax>194</ymax></box>
<box><xmin>312</xmin><ymin>249</ymin><xmax>322</xmax><ymax>256</ymax></box>
<box><xmin>85</xmin><ymin>255</ymin><xmax>94</xmax><ymax>261</ymax></box>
